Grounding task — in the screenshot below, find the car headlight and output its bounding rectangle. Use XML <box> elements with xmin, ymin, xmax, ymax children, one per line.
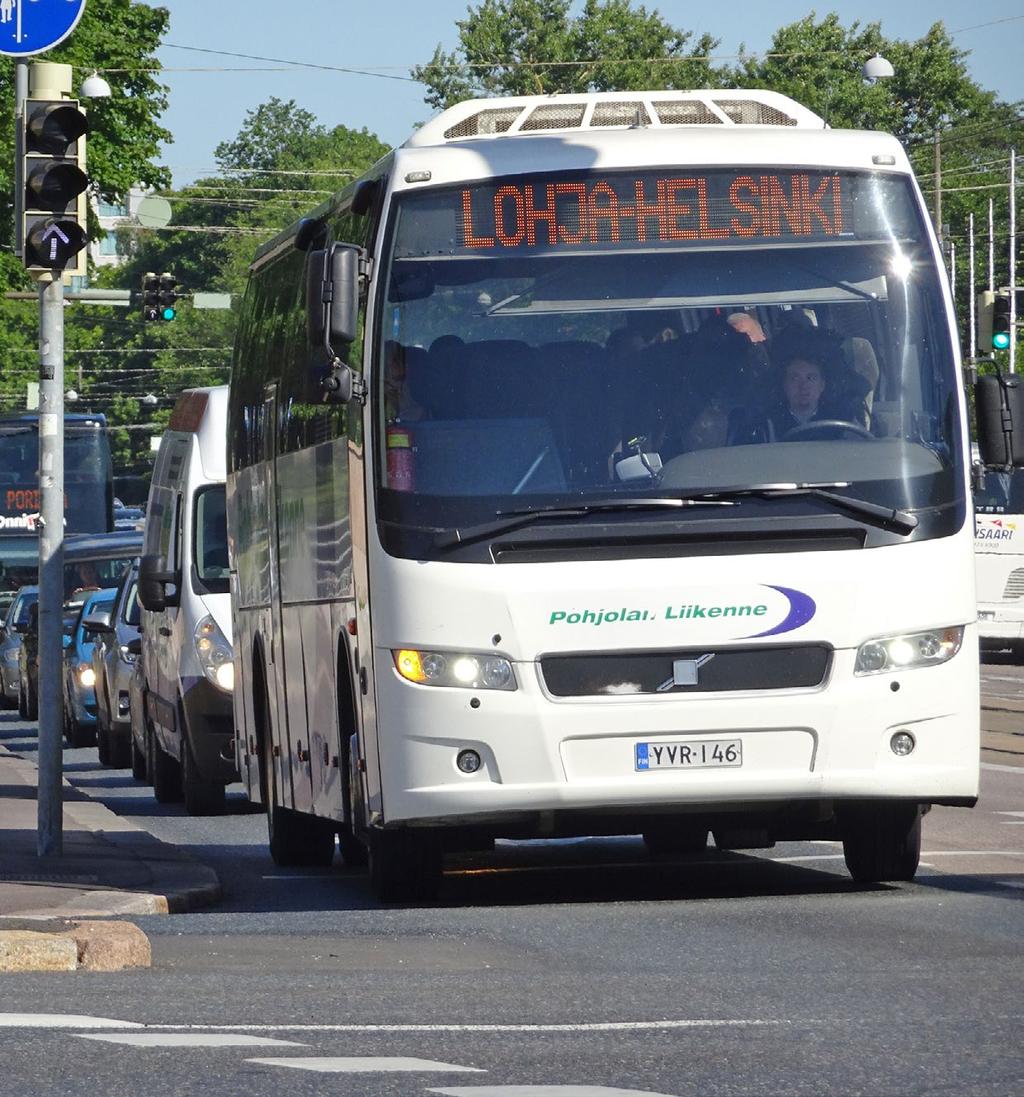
<box><xmin>393</xmin><ymin>648</ymin><xmax>516</xmax><ymax>691</ymax></box>
<box><xmin>77</xmin><ymin>664</ymin><xmax>96</xmax><ymax>688</ymax></box>
<box><xmin>194</xmin><ymin>614</ymin><xmax>234</xmax><ymax>692</ymax></box>
<box><xmin>854</xmin><ymin>626</ymin><xmax>964</xmax><ymax>676</ymax></box>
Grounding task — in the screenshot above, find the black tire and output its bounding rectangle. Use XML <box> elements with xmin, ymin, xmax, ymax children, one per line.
<box><xmin>258</xmin><ymin>668</ymin><xmax>334</xmax><ymax>867</ymax></box>
<box><xmin>17</xmin><ymin>681</ymin><xmax>28</xmax><ymax>719</ymax></box>
<box><xmin>0</xmin><ymin>671</ymin><xmax>12</xmax><ymax>710</ymax></box>
<box><xmin>130</xmin><ymin>733</ymin><xmax>147</xmax><ymax>780</ymax></box>
<box><xmin>96</xmin><ymin>721</ymin><xmax>111</xmax><ymax>764</ymax></box>
<box><xmin>842</xmin><ymin>803</ymin><xmax>923</xmax><ymax>883</ymax></box>
<box><xmin>182</xmin><ymin>737</ymin><xmax>226</xmax><ymax>816</ymax></box>
<box><xmin>642</xmin><ymin>826</ymin><xmax>709</xmax><ymax>856</ymax></box>
<box><xmin>151</xmin><ymin>727</ymin><xmax>183</xmax><ymax>804</ymax></box>
<box><xmin>338</xmin><ymin>825</ymin><xmax>369</xmax><ymax>868</ymax></box>
<box><xmin>369</xmin><ymin>829</ymin><xmax>442</xmax><ymax>904</ymax></box>
<box><xmin>67</xmin><ymin>705</ymin><xmax>96</xmax><ymax>748</ymax></box>
<box><xmin>109</xmin><ymin>730</ymin><xmax>131</xmax><ymax>769</ymax></box>
<box><xmin>26</xmin><ymin>679</ymin><xmax>38</xmax><ymax>721</ymax></box>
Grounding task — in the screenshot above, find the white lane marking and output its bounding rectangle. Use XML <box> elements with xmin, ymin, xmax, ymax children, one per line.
<box><xmin>141</xmin><ymin>1020</ymin><xmax>783</xmax><ymax>1034</ymax></box>
<box><xmin>261</xmin><ymin>874</ymin><xmax>336</xmax><ymax>880</ymax></box>
<box><xmin>249</xmin><ymin>1057</ymin><xmax>484</xmax><ymax>1073</ymax></box>
<box><xmin>768</xmin><ymin>855</ymin><xmax>846</xmax><ymax>863</ymax></box>
<box><xmin>919</xmin><ymin>850</ymin><xmax>1024</xmax><ymax>857</ymax></box>
<box><xmin>995</xmin><ymin>811</ymin><xmax>1024</xmax><ymax>818</ymax></box>
<box><xmin>76</xmin><ymin>1034</ymin><xmax>306</xmax><ymax>1048</ymax></box>
<box><xmin>0</xmin><ymin>1015</ymin><xmax>143</xmax><ymax>1030</ymax></box>
<box><xmin>429</xmin><ymin>1088</ymin><xmax>681</xmax><ymax>1097</ymax></box>
<box><xmin>982</xmin><ymin>763</ymin><xmax>1024</xmax><ymax>773</ymax></box>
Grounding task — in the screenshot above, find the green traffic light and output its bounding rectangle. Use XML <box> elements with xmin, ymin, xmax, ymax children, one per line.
<box><xmin>993</xmin><ymin>332</ymin><xmax>1011</xmax><ymax>351</ymax></box>
<box><xmin>161</xmin><ymin>306</ymin><xmax>176</xmax><ymax>321</ymax></box>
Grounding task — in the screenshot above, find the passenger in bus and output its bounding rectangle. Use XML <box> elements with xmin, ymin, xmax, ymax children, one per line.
<box><xmin>382</xmin><ymin>340</ymin><xmax>427</xmax><ymax>423</ymax></box>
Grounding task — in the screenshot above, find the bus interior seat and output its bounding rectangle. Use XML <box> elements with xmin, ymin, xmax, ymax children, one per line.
<box><xmin>842</xmin><ymin>336</ymin><xmax>880</xmax><ymax>416</ymax></box>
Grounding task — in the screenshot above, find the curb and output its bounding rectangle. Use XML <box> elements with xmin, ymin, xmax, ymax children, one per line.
<box><xmin>0</xmin><ymin>919</ymin><xmax>151</xmax><ymax>972</ymax></box>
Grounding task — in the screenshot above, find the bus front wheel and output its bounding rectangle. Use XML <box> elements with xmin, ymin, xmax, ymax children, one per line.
<box><xmin>842</xmin><ymin>802</ymin><xmax>922</xmax><ymax>883</ymax></box>
<box><xmin>369</xmin><ymin>830</ymin><xmax>442</xmax><ymax>904</ymax></box>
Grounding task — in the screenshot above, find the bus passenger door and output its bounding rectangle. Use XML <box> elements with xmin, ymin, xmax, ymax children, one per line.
<box><xmin>261</xmin><ymin>383</ymin><xmax>297</xmax><ymax>811</ymax></box>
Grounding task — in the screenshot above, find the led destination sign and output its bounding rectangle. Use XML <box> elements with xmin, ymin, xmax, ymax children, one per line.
<box><xmin>458</xmin><ymin>171</ymin><xmax>851</xmax><ymax>251</ymax></box>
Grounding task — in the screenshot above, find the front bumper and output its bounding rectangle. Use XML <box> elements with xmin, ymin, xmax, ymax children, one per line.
<box><xmin>181</xmin><ymin>676</ymin><xmax>238</xmax><ymax>783</ymax></box>
<box><xmin>372</xmin><ymin>636</ymin><xmax>981</xmax><ymax>828</ymax></box>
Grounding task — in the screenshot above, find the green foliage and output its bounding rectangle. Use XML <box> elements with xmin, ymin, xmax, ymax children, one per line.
<box><xmin>413</xmin><ymin>0</ymin><xmax>723</xmax><ymax>109</ymax></box>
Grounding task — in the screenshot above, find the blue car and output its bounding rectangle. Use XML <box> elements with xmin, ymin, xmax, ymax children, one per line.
<box><xmin>63</xmin><ymin>587</ymin><xmax>116</xmax><ymax>748</ymax></box>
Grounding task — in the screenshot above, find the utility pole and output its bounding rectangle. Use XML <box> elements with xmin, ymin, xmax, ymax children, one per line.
<box><xmin>969</xmin><ymin>212</ymin><xmax>976</xmax><ymax>361</ymax></box>
<box><xmin>933</xmin><ymin>126</ymin><xmax>942</xmax><ymax>246</ymax></box>
<box><xmin>1010</xmin><ymin>148</ymin><xmax>1017</xmax><ymax>375</ymax></box>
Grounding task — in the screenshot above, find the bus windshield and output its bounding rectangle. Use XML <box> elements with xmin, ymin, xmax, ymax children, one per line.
<box><xmin>376</xmin><ymin>168</ymin><xmax>963</xmax><ymax>548</ymax></box>
<box><xmin>0</xmin><ymin>420</ymin><xmax>114</xmax><ymax>536</ymax></box>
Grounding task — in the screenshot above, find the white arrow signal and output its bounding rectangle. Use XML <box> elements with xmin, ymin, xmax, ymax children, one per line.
<box><xmin>41</xmin><ymin>222</ymin><xmax>71</xmax><ymax>261</ymax></box>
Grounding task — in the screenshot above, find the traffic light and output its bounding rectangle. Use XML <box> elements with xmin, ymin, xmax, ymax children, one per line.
<box><xmin>158</xmin><ymin>273</ymin><xmax>178</xmax><ymax>321</ymax></box>
<box><xmin>141</xmin><ymin>272</ymin><xmax>160</xmax><ymax>322</ymax></box>
<box><xmin>992</xmin><ymin>292</ymin><xmax>1012</xmax><ymax>352</ymax></box>
<box><xmin>20</xmin><ymin>98</ymin><xmax>89</xmax><ymax>276</ymax></box>
<box><xmin>141</xmin><ymin>272</ymin><xmax>178</xmax><ymax>322</ymax></box>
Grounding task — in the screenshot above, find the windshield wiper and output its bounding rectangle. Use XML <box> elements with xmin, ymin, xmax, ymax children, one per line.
<box><xmin>434</xmin><ymin>497</ymin><xmax>734</xmax><ymax>549</ymax></box>
<box><xmin>678</xmin><ymin>481</ymin><xmax>919</xmax><ymax>535</ymax></box>
<box><xmin>433</xmin><ymin>482</ymin><xmax>918</xmax><ymax>550</ymax></box>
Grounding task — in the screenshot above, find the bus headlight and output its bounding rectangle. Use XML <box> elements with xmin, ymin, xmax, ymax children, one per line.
<box><xmin>393</xmin><ymin>648</ymin><xmax>516</xmax><ymax>691</ymax></box>
<box><xmin>77</xmin><ymin>664</ymin><xmax>96</xmax><ymax>688</ymax></box>
<box><xmin>854</xmin><ymin>626</ymin><xmax>964</xmax><ymax>675</ymax></box>
<box><xmin>194</xmin><ymin>614</ymin><xmax>234</xmax><ymax>692</ymax></box>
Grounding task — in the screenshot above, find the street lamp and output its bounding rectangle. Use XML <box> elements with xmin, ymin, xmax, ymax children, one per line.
<box><xmin>862</xmin><ymin>53</ymin><xmax>894</xmax><ymax>82</ymax></box>
<box><xmin>65</xmin><ymin>389</ymin><xmax>78</xmax><ymax>403</ymax></box>
<box><xmin>80</xmin><ymin>71</ymin><xmax>112</xmax><ymax>99</ymax></box>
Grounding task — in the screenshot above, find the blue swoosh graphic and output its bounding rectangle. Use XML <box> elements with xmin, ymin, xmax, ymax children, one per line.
<box><xmin>745</xmin><ymin>585</ymin><xmax>817</xmax><ymax>638</ymax></box>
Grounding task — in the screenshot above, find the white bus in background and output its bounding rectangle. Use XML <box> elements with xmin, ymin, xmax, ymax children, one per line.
<box><xmin>973</xmin><ymin>459</ymin><xmax>1024</xmax><ymax>657</ymax></box>
<box><xmin>227</xmin><ymin>89</ymin><xmax>987</xmax><ymax>902</ymax></box>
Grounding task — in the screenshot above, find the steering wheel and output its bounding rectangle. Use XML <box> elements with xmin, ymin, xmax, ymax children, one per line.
<box><xmin>782</xmin><ymin>419</ymin><xmax>873</xmax><ymax>442</ymax></box>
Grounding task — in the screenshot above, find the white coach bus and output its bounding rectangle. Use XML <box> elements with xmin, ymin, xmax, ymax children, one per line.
<box><xmin>228</xmin><ymin>89</ymin><xmax>990</xmax><ymax>902</ymax></box>
<box><xmin>973</xmin><ymin>460</ymin><xmax>1024</xmax><ymax>657</ymax></box>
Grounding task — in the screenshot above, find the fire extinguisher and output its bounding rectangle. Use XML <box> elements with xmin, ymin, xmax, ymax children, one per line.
<box><xmin>386</xmin><ymin>423</ymin><xmax>415</xmax><ymax>491</ymax></box>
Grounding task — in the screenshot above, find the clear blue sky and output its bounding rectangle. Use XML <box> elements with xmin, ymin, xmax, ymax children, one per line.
<box><xmin>145</xmin><ymin>1</ymin><xmax>1024</xmax><ymax>186</ymax></box>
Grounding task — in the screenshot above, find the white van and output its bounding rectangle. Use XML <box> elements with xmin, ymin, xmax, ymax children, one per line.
<box><xmin>137</xmin><ymin>386</ymin><xmax>236</xmax><ymax>814</ymax></box>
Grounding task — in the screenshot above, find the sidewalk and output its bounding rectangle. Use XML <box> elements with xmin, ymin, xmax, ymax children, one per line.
<box><xmin>0</xmin><ymin>744</ymin><xmax>221</xmax><ymax>970</ymax></box>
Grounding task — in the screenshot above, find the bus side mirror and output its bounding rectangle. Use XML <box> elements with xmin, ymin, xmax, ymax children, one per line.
<box><xmin>138</xmin><ymin>553</ymin><xmax>180</xmax><ymax>612</ymax></box>
<box><xmin>975</xmin><ymin>374</ymin><xmax>1024</xmax><ymax>466</ymax></box>
<box><xmin>307</xmin><ymin>243</ymin><xmax>361</xmax><ymax>348</ymax></box>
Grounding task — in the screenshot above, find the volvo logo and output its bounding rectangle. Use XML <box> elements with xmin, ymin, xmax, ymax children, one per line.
<box><xmin>656</xmin><ymin>653</ymin><xmax>715</xmax><ymax>692</ymax></box>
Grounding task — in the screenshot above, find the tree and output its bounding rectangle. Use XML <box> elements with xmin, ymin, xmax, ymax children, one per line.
<box><xmin>413</xmin><ymin>0</ymin><xmax>724</xmax><ymax>110</ymax></box>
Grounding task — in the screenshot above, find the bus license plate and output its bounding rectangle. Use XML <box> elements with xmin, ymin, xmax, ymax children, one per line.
<box><xmin>635</xmin><ymin>739</ymin><xmax>742</xmax><ymax>771</ymax></box>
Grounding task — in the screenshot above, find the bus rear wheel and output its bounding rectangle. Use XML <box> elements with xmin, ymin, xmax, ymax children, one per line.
<box><xmin>369</xmin><ymin>830</ymin><xmax>442</xmax><ymax>904</ymax></box>
<box><xmin>842</xmin><ymin>802</ymin><xmax>922</xmax><ymax>883</ymax></box>
<box><xmin>258</xmin><ymin>685</ymin><xmax>334</xmax><ymax>868</ymax></box>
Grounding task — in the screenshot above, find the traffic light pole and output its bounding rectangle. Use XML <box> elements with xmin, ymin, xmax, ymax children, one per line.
<box><xmin>24</xmin><ymin>60</ymin><xmax>78</xmax><ymax>857</ymax></box>
<box><xmin>36</xmin><ymin>273</ymin><xmax>64</xmax><ymax>856</ymax></box>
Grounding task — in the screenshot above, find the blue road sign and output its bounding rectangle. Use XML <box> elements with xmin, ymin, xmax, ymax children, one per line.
<box><xmin>0</xmin><ymin>0</ymin><xmax>87</xmax><ymax>58</ymax></box>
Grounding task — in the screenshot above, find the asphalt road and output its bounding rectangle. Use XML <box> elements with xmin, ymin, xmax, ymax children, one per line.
<box><xmin>0</xmin><ymin>659</ymin><xmax>1021</xmax><ymax>1097</ymax></box>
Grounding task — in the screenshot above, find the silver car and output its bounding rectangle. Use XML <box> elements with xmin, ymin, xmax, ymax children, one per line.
<box><xmin>0</xmin><ymin>586</ymin><xmax>38</xmax><ymax>709</ymax></box>
<box><xmin>89</xmin><ymin>563</ymin><xmax>140</xmax><ymax>768</ymax></box>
